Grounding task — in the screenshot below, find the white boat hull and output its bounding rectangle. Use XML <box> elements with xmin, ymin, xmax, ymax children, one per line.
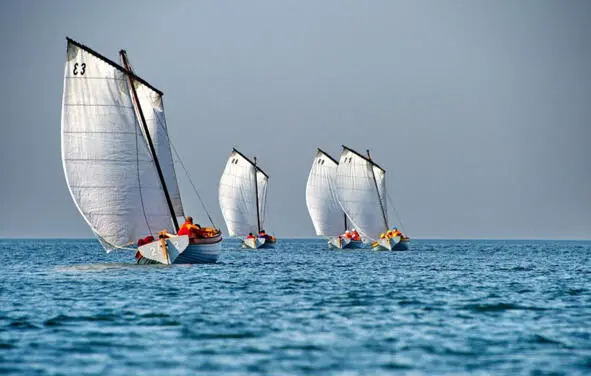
<box><xmin>136</xmin><ymin>234</ymin><xmax>222</xmax><ymax>264</ymax></box>
<box><xmin>241</xmin><ymin>236</ymin><xmax>276</xmax><ymax>249</ymax></box>
<box><xmin>373</xmin><ymin>235</ymin><xmax>401</xmax><ymax>251</ymax></box>
<box><xmin>242</xmin><ymin>237</ymin><xmax>266</xmax><ymax>249</ymax></box>
<box><xmin>328</xmin><ymin>237</ymin><xmax>364</xmax><ymax>249</ymax></box>
<box><xmin>372</xmin><ymin>236</ymin><xmax>409</xmax><ymax>251</ymax></box>
<box><xmin>174</xmin><ymin>243</ymin><xmax>222</xmax><ymax>264</ymax></box>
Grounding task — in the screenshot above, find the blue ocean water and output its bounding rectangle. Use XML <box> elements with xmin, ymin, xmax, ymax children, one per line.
<box><xmin>0</xmin><ymin>239</ymin><xmax>590</xmax><ymax>375</ymax></box>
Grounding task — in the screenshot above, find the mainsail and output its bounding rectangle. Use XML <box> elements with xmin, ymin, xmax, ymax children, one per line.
<box><xmin>219</xmin><ymin>149</ymin><xmax>269</xmax><ymax>236</ymax></box>
<box><xmin>305</xmin><ymin>149</ymin><xmax>346</xmax><ymax>236</ymax></box>
<box><xmin>61</xmin><ymin>38</ymin><xmax>175</xmax><ymax>251</ymax></box>
<box><xmin>335</xmin><ymin>146</ymin><xmax>388</xmax><ymax>241</ymax></box>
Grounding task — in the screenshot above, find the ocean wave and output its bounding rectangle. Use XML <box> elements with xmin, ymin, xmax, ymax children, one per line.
<box><xmin>461</xmin><ymin>303</ymin><xmax>548</xmax><ymax>312</ymax></box>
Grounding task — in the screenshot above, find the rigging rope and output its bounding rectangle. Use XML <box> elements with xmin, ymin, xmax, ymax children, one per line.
<box><xmin>169</xmin><ymin>141</ymin><xmax>217</xmax><ymax>228</ymax></box>
<box><xmin>151</xmin><ymin>100</ymin><xmax>217</xmax><ymax>228</ymax></box>
<box><xmin>386</xmin><ymin>188</ymin><xmax>407</xmax><ymax>235</ymax></box>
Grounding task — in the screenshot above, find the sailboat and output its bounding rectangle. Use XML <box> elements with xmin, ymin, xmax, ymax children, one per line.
<box><xmin>218</xmin><ymin>149</ymin><xmax>276</xmax><ymax>249</ymax></box>
<box><xmin>305</xmin><ymin>148</ymin><xmax>363</xmax><ymax>249</ymax></box>
<box><xmin>61</xmin><ymin>38</ymin><xmax>222</xmax><ymax>264</ymax></box>
<box><xmin>335</xmin><ymin>145</ymin><xmax>409</xmax><ymax>251</ymax></box>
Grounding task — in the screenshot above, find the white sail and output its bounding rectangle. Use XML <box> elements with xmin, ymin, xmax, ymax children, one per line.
<box><xmin>305</xmin><ymin>149</ymin><xmax>345</xmax><ymax>236</ymax></box>
<box><xmin>335</xmin><ymin>147</ymin><xmax>388</xmax><ymax>241</ymax></box>
<box><xmin>61</xmin><ymin>39</ymin><xmax>174</xmax><ymax>251</ymax></box>
<box><xmin>218</xmin><ymin>149</ymin><xmax>269</xmax><ymax>236</ymax></box>
<box><xmin>134</xmin><ymin>82</ymin><xmax>184</xmax><ymax>217</ymax></box>
<box><xmin>256</xmin><ymin>169</ymin><xmax>269</xmax><ymax>230</ymax></box>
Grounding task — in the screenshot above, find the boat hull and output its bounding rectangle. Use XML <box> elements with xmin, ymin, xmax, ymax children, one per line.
<box><xmin>392</xmin><ymin>238</ymin><xmax>410</xmax><ymax>251</ymax></box>
<box><xmin>328</xmin><ymin>237</ymin><xmax>364</xmax><ymax>249</ymax></box>
<box><xmin>372</xmin><ymin>236</ymin><xmax>410</xmax><ymax>251</ymax></box>
<box><xmin>136</xmin><ymin>234</ymin><xmax>222</xmax><ymax>264</ymax></box>
<box><xmin>260</xmin><ymin>237</ymin><xmax>276</xmax><ymax>248</ymax></box>
<box><xmin>347</xmin><ymin>239</ymin><xmax>364</xmax><ymax>248</ymax></box>
<box><xmin>373</xmin><ymin>235</ymin><xmax>401</xmax><ymax>251</ymax></box>
<box><xmin>242</xmin><ymin>237</ymin><xmax>266</xmax><ymax>249</ymax></box>
<box><xmin>241</xmin><ymin>236</ymin><xmax>276</xmax><ymax>249</ymax></box>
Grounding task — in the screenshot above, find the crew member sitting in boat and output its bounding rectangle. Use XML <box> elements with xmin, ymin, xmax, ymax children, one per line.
<box><xmin>381</xmin><ymin>226</ymin><xmax>404</xmax><ymax>240</ymax></box>
<box><xmin>257</xmin><ymin>229</ymin><xmax>276</xmax><ymax>243</ymax></box>
<box><xmin>177</xmin><ymin>216</ymin><xmax>202</xmax><ymax>243</ymax></box>
<box><xmin>247</xmin><ymin>232</ymin><xmax>255</xmax><ymax>239</ymax></box>
<box><xmin>385</xmin><ymin>228</ymin><xmax>394</xmax><ymax>238</ymax></box>
<box><xmin>258</xmin><ymin>229</ymin><xmax>272</xmax><ymax>241</ymax></box>
<box><xmin>391</xmin><ymin>226</ymin><xmax>409</xmax><ymax>240</ymax></box>
<box><xmin>137</xmin><ymin>235</ymin><xmax>155</xmax><ymax>246</ymax></box>
<box><xmin>351</xmin><ymin>229</ymin><xmax>361</xmax><ymax>241</ymax></box>
<box><xmin>344</xmin><ymin>230</ymin><xmax>352</xmax><ymax>239</ymax></box>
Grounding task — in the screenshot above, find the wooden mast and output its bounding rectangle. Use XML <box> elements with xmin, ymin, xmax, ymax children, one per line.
<box><xmin>367</xmin><ymin>149</ymin><xmax>389</xmax><ymax>231</ymax></box>
<box><xmin>120</xmin><ymin>50</ymin><xmax>179</xmax><ymax>232</ymax></box>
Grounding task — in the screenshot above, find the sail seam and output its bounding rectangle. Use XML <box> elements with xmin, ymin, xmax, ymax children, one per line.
<box><xmin>64</xmin><ymin>131</ymin><xmax>137</xmax><ymax>135</ymax></box>
<box><xmin>71</xmin><ymin>213</ymin><xmax>171</xmax><ymax>217</ymax></box>
<box><xmin>64</xmin><ymin>76</ymin><xmax>127</xmax><ymax>80</ymax></box>
<box><xmin>69</xmin><ymin>185</ymin><xmax>161</xmax><ymax>189</ymax></box>
<box><xmin>65</xmin><ymin>158</ymin><xmax>155</xmax><ymax>162</ymax></box>
<box><xmin>63</xmin><ymin>104</ymin><xmax>134</xmax><ymax>108</ymax></box>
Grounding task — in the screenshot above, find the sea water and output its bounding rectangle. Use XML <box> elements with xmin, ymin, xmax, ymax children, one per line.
<box><xmin>0</xmin><ymin>238</ymin><xmax>589</xmax><ymax>375</ymax></box>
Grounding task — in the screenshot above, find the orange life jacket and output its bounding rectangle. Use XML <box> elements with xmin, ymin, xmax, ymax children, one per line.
<box><xmin>178</xmin><ymin>223</ymin><xmax>192</xmax><ymax>236</ymax></box>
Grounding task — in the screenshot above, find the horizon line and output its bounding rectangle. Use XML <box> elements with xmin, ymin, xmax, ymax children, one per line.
<box><xmin>2</xmin><ymin>236</ymin><xmax>591</xmax><ymax>242</ymax></box>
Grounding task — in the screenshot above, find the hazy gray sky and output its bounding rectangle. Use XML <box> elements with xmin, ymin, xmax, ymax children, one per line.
<box><xmin>1</xmin><ymin>0</ymin><xmax>590</xmax><ymax>239</ymax></box>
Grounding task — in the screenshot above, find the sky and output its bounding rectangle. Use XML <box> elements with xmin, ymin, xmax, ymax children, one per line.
<box><xmin>1</xmin><ymin>0</ymin><xmax>590</xmax><ymax>239</ymax></box>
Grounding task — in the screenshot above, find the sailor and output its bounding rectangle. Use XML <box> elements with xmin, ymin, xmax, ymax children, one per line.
<box><xmin>351</xmin><ymin>229</ymin><xmax>361</xmax><ymax>241</ymax></box>
<box><xmin>344</xmin><ymin>230</ymin><xmax>352</xmax><ymax>239</ymax></box>
<box><xmin>247</xmin><ymin>232</ymin><xmax>255</xmax><ymax>239</ymax></box>
<box><xmin>258</xmin><ymin>229</ymin><xmax>267</xmax><ymax>238</ymax></box>
<box><xmin>177</xmin><ymin>216</ymin><xmax>201</xmax><ymax>243</ymax></box>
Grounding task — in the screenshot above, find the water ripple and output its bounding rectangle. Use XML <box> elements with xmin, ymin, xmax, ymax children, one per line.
<box><xmin>0</xmin><ymin>238</ymin><xmax>589</xmax><ymax>375</ymax></box>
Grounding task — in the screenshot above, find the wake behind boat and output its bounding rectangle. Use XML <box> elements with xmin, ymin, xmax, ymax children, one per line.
<box><xmin>335</xmin><ymin>146</ymin><xmax>410</xmax><ymax>251</ymax></box>
<box><xmin>218</xmin><ymin>149</ymin><xmax>276</xmax><ymax>249</ymax></box>
<box><xmin>61</xmin><ymin>38</ymin><xmax>221</xmax><ymax>264</ymax></box>
<box><xmin>305</xmin><ymin>148</ymin><xmax>363</xmax><ymax>249</ymax></box>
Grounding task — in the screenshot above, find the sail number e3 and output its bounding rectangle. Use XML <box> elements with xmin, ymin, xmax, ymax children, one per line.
<box><xmin>73</xmin><ymin>63</ymin><xmax>86</xmax><ymax>75</ymax></box>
